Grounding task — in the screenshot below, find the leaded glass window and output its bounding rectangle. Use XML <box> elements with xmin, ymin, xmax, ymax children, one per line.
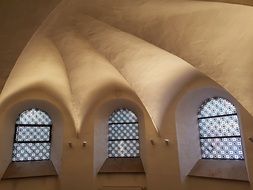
<box><xmin>12</xmin><ymin>108</ymin><xmax>52</xmax><ymax>161</ymax></box>
<box><xmin>108</xmin><ymin>108</ymin><xmax>140</xmax><ymax>158</ymax></box>
<box><xmin>198</xmin><ymin>97</ymin><xmax>244</xmax><ymax>160</ymax></box>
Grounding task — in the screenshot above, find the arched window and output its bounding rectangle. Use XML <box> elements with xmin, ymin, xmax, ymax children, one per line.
<box><xmin>12</xmin><ymin>108</ymin><xmax>52</xmax><ymax>161</ymax></box>
<box><xmin>198</xmin><ymin>97</ymin><xmax>244</xmax><ymax>160</ymax></box>
<box><xmin>108</xmin><ymin>108</ymin><xmax>140</xmax><ymax>158</ymax></box>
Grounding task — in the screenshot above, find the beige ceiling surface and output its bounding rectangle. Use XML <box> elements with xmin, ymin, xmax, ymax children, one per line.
<box><xmin>68</xmin><ymin>0</ymin><xmax>253</xmax><ymax>117</ymax></box>
<box><xmin>0</xmin><ymin>0</ymin><xmax>252</xmax><ymax>93</ymax></box>
<box><xmin>0</xmin><ymin>0</ymin><xmax>62</xmax><ymax>91</ymax></box>
<box><xmin>1</xmin><ymin>0</ymin><xmax>253</xmax><ymax>119</ymax></box>
<box><xmin>197</xmin><ymin>0</ymin><xmax>253</xmax><ymax>6</ymax></box>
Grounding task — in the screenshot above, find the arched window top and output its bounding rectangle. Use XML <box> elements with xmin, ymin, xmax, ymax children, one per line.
<box><xmin>108</xmin><ymin>108</ymin><xmax>139</xmax><ymax>158</ymax></box>
<box><xmin>197</xmin><ymin>97</ymin><xmax>244</xmax><ymax>160</ymax></box>
<box><xmin>109</xmin><ymin>108</ymin><xmax>138</xmax><ymax>124</ymax></box>
<box><xmin>198</xmin><ymin>97</ymin><xmax>237</xmax><ymax>118</ymax></box>
<box><xmin>12</xmin><ymin>108</ymin><xmax>52</xmax><ymax>162</ymax></box>
<box><xmin>16</xmin><ymin>108</ymin><xmax>52</xmax><ymax>125</ymax></box>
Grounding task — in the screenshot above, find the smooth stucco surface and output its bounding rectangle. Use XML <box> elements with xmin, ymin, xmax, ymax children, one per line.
<box><xmin>0</xmin><ymin>0</ymin><xmax>62</xmax><ymax>91</ymax></box>
<box><xmin>0</xmin><ymin>0</ymin><xmax>253</xmax><ymax>190</ymax></box>
<box><xmin>68</xmin><ymin>0</ymin><xmax>253</xmax><ymax>118</ymax></box>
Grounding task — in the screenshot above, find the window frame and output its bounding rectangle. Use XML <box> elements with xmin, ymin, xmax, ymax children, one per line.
<box><xmin>97</xmin><ymin>104</ymin><xmax>145</xmax><ymax>174</ymax></box>
<box><xmin>175</xmin><ymin>87</ymin><xmax>249</xmax><ymax>181</ymax></box>
<box><xmin>197</xmin><ymin>97</ymin><xmax>244</xmax><ymax>161</ymax></box>
<box><xmin>107</xmin><ymin>108</ymin><xmax>140</xmax><ymax>158</ymax></box>
<box><xmin>11</xmin><ymin>108</ymin><xmax>53</xmax><ymax>162</ymax></box>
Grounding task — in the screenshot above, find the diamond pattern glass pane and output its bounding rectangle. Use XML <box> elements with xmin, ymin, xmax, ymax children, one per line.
<box><xmin>198</xmin><ymin>97</ymin><xmax>244</xmax><ymax>160</ymax></box>
<box><xmin>108</xmin><ymin>140</ymin><xmax>140</xmax><ymax>157</ymax></box>
<box><xmin>12</xmin><ymin>108</ymin><xmax>52</xmax><ymax>162</ymax></box>
<box><xmin>16</xmin><ymin>108</ymin><xmax>52</xmax><ymax>125</ymax></box>
<box><xmin>200</xmin><ymin>138</ymin><xmax>244</xmax><ymax>159</ymax></box>
<box><xmin>12</xmin><ymin>143</ymin><xmax>51</xmax><ymax>161</ymax></box>
<box><xmin>108</xmin><ymin>108</ymin><xmax>139</xmax><ymax>158</ymax></box>
<box><xmin>109</xmin><ymin>108</ymin><xmax>138</xmax><ymax>123</ymax></box>
<box><xmin>198</xmin><ymin>97</ymin><xmax>236</xmax><ymax>118</ymax></box>
<box><xmin>109</xmin><ymin>123</ymin><xmax>138</xmax><ymax>140</ymax></box>
<box><xmin>198</xmin><ymin>115</ymin><xmax>240</xmax><ymax>138</ymax></box>
<box><xmin>15</xmin><ymin>126</ymin><xmax>51</xmax><ymax>141</ymax></box>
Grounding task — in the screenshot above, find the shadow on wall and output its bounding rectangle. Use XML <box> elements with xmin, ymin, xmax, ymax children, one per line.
<box><xmin>176</xmin><ymin>86</ymin><xmax>243</xmax><ymax>178</ymax></box>
<box><xmin>0</xmin><ymin>88</ymin><xmax>75</xmax><ymax>180</ymax></box>
<box><xmin>78</xmin><ymin>88</ymin><xmax>151</xmax><ymax>189</ymax></box>
<box><xmin>175</xmin><ymin>83</ymin><xmax>252</xmax><ymax>190</ymax></box>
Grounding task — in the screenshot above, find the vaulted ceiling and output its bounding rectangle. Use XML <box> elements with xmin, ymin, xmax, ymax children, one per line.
<box><xmin>1</xmin><ymin>0</ymin><xmax>253</xmax><ymax>93</ymax></box>
<box><xmin>1</xmin><ymin>0</ymin><xmax>253</xmax><ymax>105</ymax></box>
<box><xmin>0</xmin><ymin>0</ymin><xmax>61</xmax><ymax>91</ymax></box>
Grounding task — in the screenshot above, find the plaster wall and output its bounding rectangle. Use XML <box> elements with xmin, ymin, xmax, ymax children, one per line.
<box><xmin>64</xmin><ymin>0</ymin><xmax>253</xmax><ymax>118</ymax></box>
<box><xmin>0</xmin><ymin>0</ymin><xmax>62</xmax><ymax>91</ymax></box>
<box><xmin>0</xmin><ymin>0</ymin><xmax>253</xmax><ymax>190</ymax></box>
<box><xmin>197</xmin><ymin>0</ymin><xmax>253</xmax><ymax>6</ymax></box>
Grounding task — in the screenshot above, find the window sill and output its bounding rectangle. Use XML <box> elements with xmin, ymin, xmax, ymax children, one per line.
<box><xmin>98</xmin><ymin>158</ymin><xmax>145</xmax><ymax>174</ymax></box>
<box><xmin>188</xmin><ymin>159</ymin><xmax>249</xmax><ymax>182</ymax></box>
<box><xmin>2</xmin><ymin>160</ymin><xmax>57</xmax><ymax>179</ymax></box>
